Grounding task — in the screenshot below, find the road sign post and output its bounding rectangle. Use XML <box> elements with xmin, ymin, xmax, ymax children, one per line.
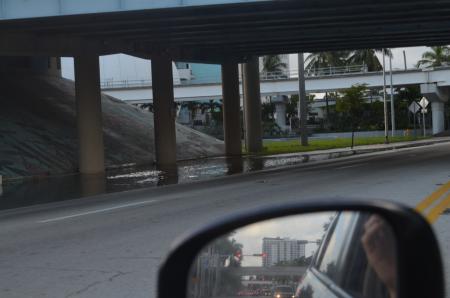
<box><xmin>418</xmin><ymin>97</ymin><xmax>429</xmax><ymax>137</ymax></box>
<box><xmin>422</xmin><ymin>109</ymin><xmax>428</xmax><ymax>137</ymax></box>
<box><xmin>408</xmin><ymin>101</ymin><xmax>420</xmax><ymax>139</ymax></box>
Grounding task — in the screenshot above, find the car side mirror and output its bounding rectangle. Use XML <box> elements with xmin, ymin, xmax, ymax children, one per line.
<box><xmin>158</xmin><ymin>199</ymin><xmax>444</xmax><ymax>298</ymax></box>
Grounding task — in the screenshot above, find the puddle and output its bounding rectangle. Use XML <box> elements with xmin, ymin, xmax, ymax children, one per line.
<box><xmin>0</xmin><ymin>154</ymin><xmax>310</xmax><ymax>211</ymax></box>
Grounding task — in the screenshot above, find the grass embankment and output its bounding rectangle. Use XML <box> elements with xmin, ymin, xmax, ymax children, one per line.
<box><xmin>255</xmin><ymin>136</ymin><xmax>429</xmax><ymax>155</ymax></box>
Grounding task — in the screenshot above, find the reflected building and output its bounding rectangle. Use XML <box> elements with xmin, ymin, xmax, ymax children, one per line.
<box><xmin>262</xmin><ymin>237</ymin><xmax>307</xmax><ymax>267</ymax></box>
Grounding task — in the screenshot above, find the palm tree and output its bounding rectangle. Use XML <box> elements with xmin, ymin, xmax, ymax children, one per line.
<box><xmin>416</xmin><ymin>46</ymin><xmax>450</xmax><ymax>68</ymax></box>
<box><xmin>305</xmin><ymin>51</ymin><xmax>349</xmax><ymax>73</ymax></box>
<box><xmin>347</xmin><ymin>49</ymin><xmax>392</xmax><ymax>72</ymax></box>
<box><xmin>261</xmin><ymin>55</ymin><xmax>287</xmax><ymax>77</ymax></box>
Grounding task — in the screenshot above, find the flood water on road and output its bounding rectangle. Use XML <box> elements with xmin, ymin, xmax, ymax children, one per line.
<box><xmin>0</xmin><ymin>154</ymin><xmax>310</xmax><ymax>211</ymax></box>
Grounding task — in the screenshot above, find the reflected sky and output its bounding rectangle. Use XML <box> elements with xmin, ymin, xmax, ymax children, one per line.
<box><xmin>229</xmin><ymin>212</ymin><xmax>336</xmax><ymax>266</ymax></box>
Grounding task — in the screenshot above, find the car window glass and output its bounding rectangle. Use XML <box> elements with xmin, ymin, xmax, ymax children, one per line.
<box><xmin>341</xmin><ymin>215</ymin><xmax>391</xmax><ymax>298</ymax></box>
<box><xmin>316</xmin><ymin>213</ymin><xmax>354</xmax><ymax>282</ymax></box>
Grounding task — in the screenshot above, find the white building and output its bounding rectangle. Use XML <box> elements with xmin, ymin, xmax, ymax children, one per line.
<box><xmin>262</xmin><ymin>237</ymin><xmax>307</xmax><ymax>267</ymax></box>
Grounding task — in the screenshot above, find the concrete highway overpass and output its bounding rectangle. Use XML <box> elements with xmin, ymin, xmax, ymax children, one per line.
<box><xmin>2</xmin><ymin>0</ymin><xmax>450</xmax><ymax>173</ymax></box>
<box><xmin>2</xmin><ymin>0</ymin><xmax>450</xmax><ymax>59</ymax></box>
<box><xmin>102</xmin><ymin>67</ymin><xmax>450</xmax><ymax>135</ymax></box>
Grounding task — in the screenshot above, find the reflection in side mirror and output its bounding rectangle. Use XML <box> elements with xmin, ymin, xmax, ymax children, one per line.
<box><xmin>187</xmin><ymin>212</ymin><xmax>397</xmax><ymax>298</ymax></box>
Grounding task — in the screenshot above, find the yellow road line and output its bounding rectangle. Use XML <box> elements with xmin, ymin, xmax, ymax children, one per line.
<box><xmin>427</xmin><ymin>194</ymin><xmax>450</xmax><ymax>224</ymax></box>
<box><xmin>416</xmin><ymin>181</ymin><xmax>450</xmax><ymax>213</ymax></box>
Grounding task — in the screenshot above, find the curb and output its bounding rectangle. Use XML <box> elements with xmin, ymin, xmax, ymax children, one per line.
<box><xmin>264</xmin><ymin>138</ymin><xmax>450</xmax><ymax>164</ymax></box>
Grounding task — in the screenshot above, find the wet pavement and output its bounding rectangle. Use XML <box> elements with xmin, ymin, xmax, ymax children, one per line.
<box><xmin>0</xmin><ymin>154</ymin><xmax>310</xmax><ymax>211</ymax></box>
<box><xmin>2</xmin><ymin>137</ymin><xmax>450</xmax><ymax>211</ymax></box>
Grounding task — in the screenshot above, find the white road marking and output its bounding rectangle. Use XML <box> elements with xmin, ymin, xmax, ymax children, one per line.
<box><xmin>38</xmin><ymin>199</ymin><xmax>158</xmax><ymax>223</ymax></box>
<box><xmin>335</xmin><ymin>163</ymin><xmax>368</xmax><ymax>170</ymax></box>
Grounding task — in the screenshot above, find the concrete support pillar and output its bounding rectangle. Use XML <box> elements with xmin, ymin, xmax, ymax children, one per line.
<box><xmin>243</xmin><ymin>57</ymin><xmax>263</xmax><ymax>153</ymax></box>
<box><xmin>274</xmin><ymin>102</ymin><xmax>287</xmax><ymax>131</ymax></box>
<box><xmin>221</xmin><ymin>61</ymin><xmax>242</xmax><ymax>156</ymax></box>
<box><xmin>151</xmin><ymin>55</ymin><xmax>177</xmax><ymax>167</ymax></box>
<box><xmin>431</xmin><ymin>101</ymin><xmax>445</xmax><ymax>135</ymax></box>
<box><xmin>74</xmin><ymin>55</ymin><xmax>105</xmax><ymax>174</ymax></box>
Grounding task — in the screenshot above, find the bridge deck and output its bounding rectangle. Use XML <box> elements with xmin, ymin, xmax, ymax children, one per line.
<box><xmin>101</xmin><ymin>67</ymin><xmax>450</xmax><ymax>103</ymax></box>
<box><xmin>0</xmin><ymin>0</ymin><xmax>266</xmax><ymax>20</ymax></box>
<box><xmin>1</xmin><ymin>0</ymin><xmax>450</xmax><ymax>62</ymax></box>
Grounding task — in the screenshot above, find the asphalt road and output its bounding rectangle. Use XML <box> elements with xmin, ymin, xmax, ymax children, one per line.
<box><xmin>0</xmin><ymin>142</ymin><xmax>449</xmax><ymax>298</ymax></box>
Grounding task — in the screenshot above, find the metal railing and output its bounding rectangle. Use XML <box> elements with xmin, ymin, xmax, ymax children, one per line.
<box><xmin>101</xmin><ymin>79</ymin><xmax>153</xmax><ymax>89</ymax></box>
<box><xmin>102</xmin><ymin>64</ymin><xmax>431</xmax><ymax>90</ymax></box>
<box><xmin>260</xmin><ymin>64</ymin><xmax>368</xmax><ymax>80</ymax></box>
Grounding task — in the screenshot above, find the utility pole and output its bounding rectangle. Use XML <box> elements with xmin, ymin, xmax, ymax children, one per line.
<box><xmin>298</xmin><ymin>53</ymin><xmax>308</xmax><ymax>146</ymax></box>
<box><xmin>382</xmin><ymin>49</ymin><xmax>389</xmax><ymax>144</ymax></box>
<box><xmin>389</xmin><ymin>49</ymin><xmax>396</xmax><ymax>137</ymax></box>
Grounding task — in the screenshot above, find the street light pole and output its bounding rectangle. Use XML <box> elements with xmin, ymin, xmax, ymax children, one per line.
<box><xmin>389</xmin><ymin>49</ymin><xmax>395</xmax><ymax>137</ymax></box>
<box><xmin>382</xmin><ymin>49</ymin><xmax>389</xmax><ymax>144</ymax></box>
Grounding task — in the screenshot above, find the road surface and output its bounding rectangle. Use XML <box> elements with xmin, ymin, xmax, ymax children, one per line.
<box><xmin>0</xmin><ymin>142</ymin><xmax>449</xmax><ymax>297</ymax></box>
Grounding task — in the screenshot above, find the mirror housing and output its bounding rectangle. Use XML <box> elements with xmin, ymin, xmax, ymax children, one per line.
<box><xmin>158</xmin><ymin>199</ymin><xmax>444</xmax><ymax>298</ymax></box>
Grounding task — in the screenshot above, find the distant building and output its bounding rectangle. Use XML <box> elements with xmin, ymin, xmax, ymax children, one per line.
<box><xmin>262</xmin><ymin>237</ymin><xmax>307</xmax><ymax>267</ymax></box>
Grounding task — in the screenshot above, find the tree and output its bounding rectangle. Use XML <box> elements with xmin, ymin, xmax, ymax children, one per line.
<box><xmin>347</xmin><ymin>49</ymin><xmax>392</xmax><ymax>72</ymax></box>
<box><xmin>336</xmin><ymin>84</ymin><xmax>367</xmax><ymax>148</ymax></box>
<box><xmin>395</xmin><ymin>85</ymin><xmax>422</xmax><ymax>130</ymax></box>
<box><xmin>286</xmin><ymin>95</ymin><xmax>298</xmax><ymax>119</ymax></box>
<box><xmin>261</xmin><ymin>55</ymin><xmax>287</xmax><ymax>77</ymax></box>
<box><xmin>261</xmin><ymin>101</ymin><xmax>275</xmax><ymax>121</ymax></box>
<box><xmin>305</xmin><ymin>51</ymin><xmax>349</xmax><ymax>74</ymax></box>
<box><xmin>416</xmin><ymin>46</ymin><xmax>450</xmax><ymax>68</ymax></box>
<box><xmin>286</xmin><ymin>94</ymin><xmax>314</xmax><ymax>130</ymax></box>
<box><xmin>210</xmin><ymin>99</ymin><xmax>223</xmax><ymax>124</ymax></box>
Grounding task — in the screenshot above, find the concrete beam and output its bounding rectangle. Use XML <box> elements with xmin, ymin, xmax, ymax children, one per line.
<box><xmin>74</xmin><ymin>55</ymin><xmax>105</xmax><ymax>174</ymax></box>
<box><xmin>243</xmin><ymin>56</ymin><xmax>263</xmax><ymax>153</ymax></box>
<box><xmin>431</xmin><ymin>102</ymin><xmax>446</xmax><ymax>135</ymax></box>
<box><xmin>0</xmin><ymin>33</ymin><xmax>132</xmax><ymax>56</ymax></box>
<box><xmin>221</xmin><ymin>61</ymin><xmax>242</xmax><ymax>156</ymax></box>
<box><xmin>420</xmin><ymin>83</ymin><xmax>449</xmax><ymax>103</ymax></box>
<box><xmin>151</xmin><ymin>54</ymin><xmax>177</xmax><ymax>167</ymax></box>
<box><xmin>0</xmin><ymin>0</ymin><xmax>255</xmax><ymax>20</ymax></box>
<box><xmin>0</xmin><ymin>56</ymin><xmax>61</xmax><ymax>76</ymax></box>
<box><xmin>420</xmin><ymin>83</ymin><xmax>449</xmax><ymax>135</ymax></box>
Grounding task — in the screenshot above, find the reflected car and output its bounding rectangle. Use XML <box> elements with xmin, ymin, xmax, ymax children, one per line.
<box><xmin>295</xmin><ymin>212</ymin><xmax>394</xmax><ymax>298</ymax></box>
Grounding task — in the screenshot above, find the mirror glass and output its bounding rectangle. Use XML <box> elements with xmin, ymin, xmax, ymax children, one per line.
<box><xmin>187</xmin><ymin>212</ymin><xmax>397</xmax><ymax>298</ymax></box>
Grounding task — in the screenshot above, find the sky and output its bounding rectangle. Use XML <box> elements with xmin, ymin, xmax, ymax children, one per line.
<box><xmin>221</xmin><ymin>212</ymin><xmax>336</xmax><ymax>267</ymax></box>
<box><xmin>61</xmin><ymin>46</ymin><xmax>430</xmax><ymax>82</ymax></box>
